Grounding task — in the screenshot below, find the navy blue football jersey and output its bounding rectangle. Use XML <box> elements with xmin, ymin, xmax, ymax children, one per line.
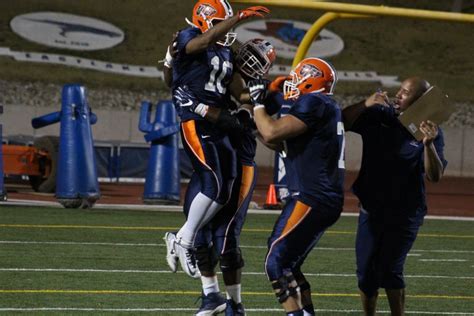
<box><xmin>231</xmin><ymin>93</ymin><xmax>289</xmax><ymax>165</ymax></box>
<box><xmin>236</xmin><ymin>92</ymin><xmax>293</xmax><ymax>164</ymax></box>
<box><xmin>237</xmin><ymin>131</ymin><xmax>256</xmax><ymax>166</ymax></box>
<box><xmin>351</xmin><ymin>105</ymin><xmax>447</xmax><ymax>222</ymax></box>
<box><xmin>231</xmin><ymin>108</ymin><xmax>256</xmax><ymax>165</ymax></box>
<box><xmin>286</xmin><ymin>93</ymin><xmax>345</xmax><ymax>209</ymax></box>
<box><xmin>265</xmin><ymin>92</ymin><xmax>287</xmax><ymax>116</ymax></box>
<box><xmin>172</xmin><ymin>27</ymin><xmax>234</xmax><ymax>121</ymax></box>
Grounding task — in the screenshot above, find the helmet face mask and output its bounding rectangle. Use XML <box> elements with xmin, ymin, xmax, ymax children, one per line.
<box><xmin>283</xmin><ymin>70</ymin><xmax>302</xmax><ymax>100</ymax></box>
<box><xmin>236</xmin><ymin>39</ymin><xmax>276</xmax><ymax>79</ymax></box>
<box><xmin>190</xmin><ymin>0</ymin><xmax>236</xmax><ymax>47</ymax></box>
<box><xmin>216</xmin><ymin>32</ymin><xmax>237</xmax><ymax>47</ymax></box>
<box><xmin>283</xmin><ymin>58</ymin><xmax>337</xmax><ymax>100</ymax></box>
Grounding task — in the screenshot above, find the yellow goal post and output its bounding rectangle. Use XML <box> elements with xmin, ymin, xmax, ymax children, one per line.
<box><xmin>232</xmin><ymin>0</ymin><xmax>474</xmax><ymax>67</ymax></box>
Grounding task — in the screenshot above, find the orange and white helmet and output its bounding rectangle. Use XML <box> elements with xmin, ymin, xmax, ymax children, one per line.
<box><xmin>236</xmin><ymin>39</ymin><xmax>276</xmax><ymax>79</ymax></box>
<box><xmin>283</xmin><ymin>57</ymin><xmax>338</xmax><ymax>100</ymax></box>
<box><xmin>186</xmin><ymin>0</ymin><xmax>236</xmax><ymax>46</ymax></box>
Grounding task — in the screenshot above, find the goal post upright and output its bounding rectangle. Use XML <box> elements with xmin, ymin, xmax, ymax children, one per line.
<box><xmin>232</xmin><ymin>0</ymin><xmax>474</xmax><ymax>67</ymax></box>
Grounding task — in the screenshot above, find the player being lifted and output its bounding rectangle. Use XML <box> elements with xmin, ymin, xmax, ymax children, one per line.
<box><xmin>248</xmin><ymin>58</ymin><xmax>345</xmax><ymax>316</ymax></box>
<box><xmin>174</xmin><ymin>38</ymin><xmax>277</xmax><ymax>315</ymax></box>
<box><xmin>163</xmin><ymin>0</ymin><xmax>270</xmax><ymax>280</ymax></box>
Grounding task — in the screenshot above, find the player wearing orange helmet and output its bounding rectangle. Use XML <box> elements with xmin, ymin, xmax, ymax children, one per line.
<box><xmin>163</xmin><ymin>1</ymin><xmax>270</xmax><ymax>315</ymax></box>
<box><xmin>283</xmin><ymin>57</ymin><xmax>338</xmax><ymax>100</ymax></box>
<box><xmin>247</xmin><ymin>57</ymin><xmax>345</xmax><ymax>316</ymax></box>
<box><xmin>183</xmin><ymin>0</ymin><xmax>269</xmax><ymax>53</ymax></box>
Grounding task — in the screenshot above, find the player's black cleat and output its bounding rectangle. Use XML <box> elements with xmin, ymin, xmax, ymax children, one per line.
<box><xmin>225</xmin><ymin>299</ymin><xmax>245</xmax><ymax>316</ymax></box>
<box><xmin>195</xmin><ymin>292</ymin><xmax>227</xmax><ymax>316</ymax></box>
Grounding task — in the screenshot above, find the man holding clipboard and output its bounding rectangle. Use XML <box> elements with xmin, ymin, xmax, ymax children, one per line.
<box><xmin>398</xmin><ymin>84</ymin><xmax>454</xmax><ymax>141</ymax></box>
<box><xmin>343</xmin><ymin>77</ymin><xmax>450</xmax><ymax>316</ymax></box>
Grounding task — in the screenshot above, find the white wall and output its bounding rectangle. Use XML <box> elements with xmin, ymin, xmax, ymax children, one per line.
<box><xmin>2</xmin><ymin>104</ymin><xmax>473</xmax><ymax>177</ymax></box>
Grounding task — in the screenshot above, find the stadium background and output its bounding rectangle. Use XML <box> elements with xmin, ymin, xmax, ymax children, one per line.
<box><xmin>0</xmin><ymin>1</ymin><xmax>473</xmax><ymax>314</ymax></box>
<box><xmin>1</xmin><ymin>0</ymin><xmax>473</xmax><ymax>210</ymax></box>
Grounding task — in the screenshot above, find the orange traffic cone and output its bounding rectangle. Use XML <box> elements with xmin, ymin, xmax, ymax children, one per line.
<box><xmin>263</xmin><ymin>184</ymin><xmax>281</xmax><ymax>210</ymax></box>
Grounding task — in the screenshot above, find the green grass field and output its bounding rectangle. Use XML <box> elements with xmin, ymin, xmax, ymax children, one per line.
<box><xmin>0</xmin><ymin>205</ymin><xmax>473</xmax><ymax>315</ymax></box>
<box><xmin>0</xmin><ymin>0</ymin><xmax>473</xmax><ymax>102</ymax></box>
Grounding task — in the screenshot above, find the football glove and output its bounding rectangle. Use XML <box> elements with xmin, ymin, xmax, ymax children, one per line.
<box><xmin>248</xmin><ymin>79</ymin><xmax>270</xmax><ymax>107</ymax></box>
<box><xmin>161</xmin><ymin>31</ymin><xmax>179</xmax><ymax>68</ymax></box>
<box><xmin>173</xmin><ymin>86</ymin><xmax>208</xmax><ymax>117</ymax></box>
<box><xmin>269</xmin><ymin>75</ymin><xmax>291</xmax><ymax>93</ymax></box>
<box><xmin>238</xmin><ymin>6</ymin><xmax>270</xmax><ymax>21</ymax></box>
<box><xmin>235</xmin><ymin>107</ymin><xmax>256</xmax><ymax>131</ymax></box>
<box><xmin>216</xmin><ymin>109</ymin><xmax>254</xmax><ymax>143</ymax></box>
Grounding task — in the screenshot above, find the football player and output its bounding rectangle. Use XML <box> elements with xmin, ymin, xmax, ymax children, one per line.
<box><xmin>164</xmin><ymin>0</ymin><xmax>269</xmax><ymax>280</ymax></box>
<box><xmin>248</xmin><ymin>58</ymin><xmax>345</xmax><ymax>316</ymax></box>
<box><xmin>175</xmin><ymin>38</ymin><xmax>277</xmax><ymax>316</ymax></box>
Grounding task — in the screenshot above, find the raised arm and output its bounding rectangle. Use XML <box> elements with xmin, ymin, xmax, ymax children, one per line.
<box><xmin>185</xmin><ymin>6</ymin><xmax>269</xmax><ymax>55</ymax></box>
<box><xmin>229</xmin><ymin>72</ymin><xmax>250</xmax><ymax>104</ymax></box>
<box><xmin>162</xmin><ymin>32</ymin><xmax>179</xmax><ymax>88</ymax></box>
<box><xmin>343</xmin><ymin>91</ymin><xmax>389</xmax><ymax>130</ymax></box>
<box><xmin>420</xmin><ymin>120</ymin><xmax>444</xmax><ymax>182</ymax></box>
<box><xmin>249</xmin><ymin>79</ymin><xmax>307</xmax><ymax>144</ymax></box>
<box><xmin>253</xmin><ymin>108</ymin><xmax>307</xmax><ymax>144</ymax></box>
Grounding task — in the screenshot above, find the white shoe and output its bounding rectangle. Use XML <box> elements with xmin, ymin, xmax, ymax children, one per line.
<box><xmin>164</xmin><ymin>232</ymin><xmax>179</xmax><ymax>273</ymax></box>
<box><xmin>175</xmin><ymin>239</ymin><xmax>201</xmax><ymax>279</ymax></box>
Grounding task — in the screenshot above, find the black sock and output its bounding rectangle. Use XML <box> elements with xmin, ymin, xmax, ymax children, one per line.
<box><xmin>303</xmin><ymin>304</ymin><xmax>315</xmax><ymax>315</ymax></box>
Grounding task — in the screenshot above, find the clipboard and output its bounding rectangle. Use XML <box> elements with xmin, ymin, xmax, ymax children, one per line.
<box><xmin>398</xmin><ymin>86</ymin><xmax>455</xmax><ymax>141</ymax></box>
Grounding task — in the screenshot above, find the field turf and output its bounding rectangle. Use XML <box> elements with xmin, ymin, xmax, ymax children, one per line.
<box><xmin>0</xmin><ymin>205</ymin><xmax>473</xmax><ymax>315</ymax></box>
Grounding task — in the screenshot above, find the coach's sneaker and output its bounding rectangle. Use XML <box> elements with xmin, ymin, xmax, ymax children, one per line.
<box><xmin>195</xmin><ymin>292</ymin><xmax>227</xmax><ymax>316</ymax></box>
<box><xmin>225</xmin><ymin>299</ymin><xmax>245</xmax><ymax>316</ymax></box>
<box><xmin>175</xmin><ymin>239</ymin><xmax>201</xmax><ymax>278</ymax></box>
<box><xmin>164</xmin><ymin>232</ymin><xmax>178</xmax><ymax>273</ymax></box>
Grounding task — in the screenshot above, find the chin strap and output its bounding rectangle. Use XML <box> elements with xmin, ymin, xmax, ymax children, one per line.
<box><xmin>310</xmin><ymin>88</ymin><xmax>326</xmax><ymax>95</ymax></box>
<box><xmin>185</xmin><ymin>17</ymin><xmax>199</xmax><ymax>28</ymax></box>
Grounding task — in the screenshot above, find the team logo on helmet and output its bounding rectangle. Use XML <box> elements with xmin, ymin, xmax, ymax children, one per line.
<box><xmin>299</xmin><ymin>64</ymin><xmax>322</xmax><ymax>79</ymax></box>
<box><xmin>196</xmin><ymin>4</ymin><xmax>217</xmax><ymax>18</ymax></box>
<box><xmin>284</xmin><ymin>57</ymin><xmax>337</xmax><ymax>99</ymax></box>
<box><xmin>256</xmin><ymin>39</ymin><xmax>275</xmax><ymax>58</ymax></box>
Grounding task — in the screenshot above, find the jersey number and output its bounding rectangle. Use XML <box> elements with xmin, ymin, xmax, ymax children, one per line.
<box><xmin>205</xmin><ymin>56</ymin><xmax>232</xmax><ymax>94</ymax></box>
<box><xmin>337</xmin><ymin>122</ymin><xmax>346</xmax><ymax>169</ymax></box>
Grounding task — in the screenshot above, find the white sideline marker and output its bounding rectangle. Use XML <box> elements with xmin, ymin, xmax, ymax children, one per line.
<box><xmin>0</xmin><ymin>308</ymin><xmax>472</xmax><ymax>314</ymax></box>
<box><xmin>419</xmin><ymin>259</ymin><xmax>467</xmax><ymax>262</ymax></box>
<box><xmin>1</xmin><ymin>268</ymin><xmax>473</xmax><ymax>280</ymax></box>
<box><xmin>0</xmin><ymin>240</ymin><xmax>162</xmax><ymax>247</ymax></box>
<box><xmin>2</xmin><ymin>240</ymin><xmax>474</xmax><ymax>254</ymax></box>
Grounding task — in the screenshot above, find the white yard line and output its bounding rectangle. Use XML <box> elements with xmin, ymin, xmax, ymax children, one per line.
<box><xmin>1</xmin><ymin>268</ymin><xmax>472</xmax><ymax>280</ymax></box>
<box><xmin>411</xmin><ymin>249</ymin><xmax>474</xmax><ymax>254</ymax></box>
<box><xmin>0</xmin><ymin>240</ymin><xmax>161</xmax><ymax>247</ymax></box>
<box><xmin>0</xmin><ymin>307</ymin><xmax>471</xmax><ymax>314</ymax></box>
<box><xmin>1</xmin><ymin>240</ymin><xmax>473</xmax><ymax>254</ymax></box>
<box><xmin>419</xmin><ymin>259</ymin><xmax>468</xmax><ymax>262</ymax></box>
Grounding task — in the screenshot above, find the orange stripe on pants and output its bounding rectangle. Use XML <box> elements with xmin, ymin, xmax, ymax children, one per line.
<box><xmin>238</xmin><ymin>165</ymin><xmax>255</xmax><ymax>207</ymax></box>
<box><xmin>281</xmin><ymin>201</ymin><xmax>312</xmax><ymax>236</ymax></box>
<box><xmin>181</xmin><ymin>120</ymin><xmax>207</xmax><ymax>166</ymax></box>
